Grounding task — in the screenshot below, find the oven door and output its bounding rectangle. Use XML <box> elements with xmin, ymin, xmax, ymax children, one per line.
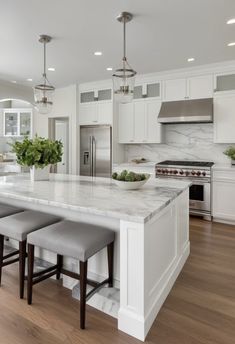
<box><xmin>189</xmin><ymin>180</ymin><xmax>210</xmax><ymax>213</ymax></box>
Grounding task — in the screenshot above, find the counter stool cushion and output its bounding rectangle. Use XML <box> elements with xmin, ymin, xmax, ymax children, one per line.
<box><xmin>0</xmin><ymin>210</ymin><xmax>61</xmax><ymax>242</ymax></box>
<box><xmin>0</xmin><ymin>203</ymin><xmax>24</xmax><ymax>218</ymax></box>
<box><xmin>28</xmin><ymin>220</ymin><xmax>115</xmax><ymax>261</ymax></box>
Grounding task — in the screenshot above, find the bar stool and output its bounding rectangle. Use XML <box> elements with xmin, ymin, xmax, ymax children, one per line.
<box><xmin>0</xmin><ymin>210</ymin><xmax>61</xmax><ymax>298</ymax></box>
<box><xmin>27</xmin><ymin>220</ymin><xmax>115</xmax><ymax>329</ymax></box>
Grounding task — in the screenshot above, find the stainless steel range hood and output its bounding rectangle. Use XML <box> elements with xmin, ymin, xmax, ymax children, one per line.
<box><xmin>158</xmin><ymin>98</ymin><xmax>213</xmax><ymax>124</ymax></box>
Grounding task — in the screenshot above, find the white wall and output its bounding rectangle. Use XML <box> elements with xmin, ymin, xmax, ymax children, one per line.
<box><xmin>0</xmin><ymin>79</ymin><xmax>34</xmax><ymax>104</ymax></box>
<box><xmin>34</xmin><ymin>84</ymin><xmax>78</xmax><ymax>174</ymax></box>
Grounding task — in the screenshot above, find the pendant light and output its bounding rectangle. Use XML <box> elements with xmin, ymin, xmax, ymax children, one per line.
<box><xmin>113</xmin><ymin>12</ymin><xmax>137</xmax><ymax>103</ymax></box>
<box><xmin>34</xmin><ymin>35</ymin><xmax>55</xmax><ymax>114</ymax></box>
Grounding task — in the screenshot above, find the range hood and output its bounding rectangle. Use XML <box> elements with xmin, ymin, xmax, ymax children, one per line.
<box><xmin>158</xmin><ymin>98</ymin><xmax>213</xmax><ymax>124</ymax></box>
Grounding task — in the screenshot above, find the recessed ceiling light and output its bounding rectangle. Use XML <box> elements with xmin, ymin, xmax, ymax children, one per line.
<box><xmin>48</xmin><ymin>67</ymin><xmax>55</xmax><ymax>71</ymax></box>
<box><xmin>27</xmin><ymin>78</ymin><xmax>33</xmax><ymax>81</ymax></box>
<box><xmin>227</xmin><ymin>18</ymin><xmax>235</xmax><ymax>25</ymax></box>
<box><xmin>228</xmin><ymin>42</ymin><xmax>235</xmax><ymax>46</ymax></box>
<box><xmin>187</xmin><ymin>58</ymin><xmax>195</xmax><ymax>62</ymax></box>
<box><xmin>11</xmin><ymin>80</ymin><xmax>17</xmax><ymax>83</ymax></box>
<box><xmin>106</xmin><ymin>67</ymin><xmax>113</xmax><ymax>71</ymax></box>
<box><xmin>94</xmin><ymin>51</ymin><xmax>102</xmax><ymax>56</ymax></box>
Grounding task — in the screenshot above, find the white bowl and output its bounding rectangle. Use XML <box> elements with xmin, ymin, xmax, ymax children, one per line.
<box><xmin>113</xmin><ymin>174</ymin><xmax>150</xmax><ymax>190</ymax></box>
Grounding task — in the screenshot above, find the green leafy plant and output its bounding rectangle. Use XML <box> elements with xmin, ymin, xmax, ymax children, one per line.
<box><xmin>112</xmin><ymin>170</ymin><xmax>147</xmax><ymax>182</ymax></box>
<box><xmin>10</xmin><ymin>136</ymin><xmax>63</xmax><ymax>169</ymax></box>
<box><xmin>224</xmin><ymin>146</ymin><xmax>235</xmax><ymax>160</ymax></box>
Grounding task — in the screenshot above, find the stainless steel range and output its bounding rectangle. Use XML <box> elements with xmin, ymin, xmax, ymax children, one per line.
<box><xmin>155</xmin><ymin>160</ymin><xmax>214</xmax><ymax>220</ymax></box>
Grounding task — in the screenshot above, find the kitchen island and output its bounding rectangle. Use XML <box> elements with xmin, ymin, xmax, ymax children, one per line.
<box><xmin>0</xmin><ymin>174</ymin><xmax>191</xmax><ymax>341</ymax></box>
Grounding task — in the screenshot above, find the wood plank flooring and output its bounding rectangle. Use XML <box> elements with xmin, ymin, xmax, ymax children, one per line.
<box><xmin>0</xmin><ymin>217</ymin><xmax>234</xmax><ymax>344</ymax></box>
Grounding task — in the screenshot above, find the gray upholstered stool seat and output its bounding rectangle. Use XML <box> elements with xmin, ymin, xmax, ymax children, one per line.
<box><xmin>27</xmin><ymin>220</ymin><xmax>115</xmax><ymax>261</ymax></box>
<box><xmin>0</xmin><ymin>210</ymin><xmax>61</xmax><ymax>299</ymax></box>
<box><xmin>0</xmin><ymin>210</ymin><xmax>61</xmax><ymax>241</ymax></box>
<box><xmin>27</xmin><ymin>220</ymin><xmax>115</xmax><ymax>330</ymax></box>
<box><xmin>0</xmin><ymin>203</ymin><xmax>24</xmax><ymax>218</ymax></box>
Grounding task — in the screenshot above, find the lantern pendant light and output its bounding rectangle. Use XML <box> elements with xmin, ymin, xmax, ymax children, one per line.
<box><xmin>113</xmin><ymin>12</ymin><xmax>137</xmax><ymax>103</ymax></box>
<box><xmin>34</xmin><ymin>35</ymin><xmax>55</xmax><ymax>114</ymax></box>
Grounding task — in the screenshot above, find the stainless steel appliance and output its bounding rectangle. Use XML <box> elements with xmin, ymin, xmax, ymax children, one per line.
<box><xmin>80</xmin><ymin>125</ymin><xmax>112</xmax><ymax>178</ymax></box>
<box><xmin>155</xmin><ymin>160</ymin><xmax>214</xmax><ymax>219</ymax></box>
<box><xmin>158</xmin><ymin>98</ymin><xmax>213</xmax><ymax>124</ymax></box>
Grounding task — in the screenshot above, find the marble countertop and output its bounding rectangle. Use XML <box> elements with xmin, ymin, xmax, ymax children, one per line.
<box><xmin>0</xmin><ymin>174</ymin><xmax>191</xmax><ymax>223</ymax></box>
<box><xmin>213</xmin><ymin>163</ymin><xmax>235</xmax><ymax>171</ymax></box>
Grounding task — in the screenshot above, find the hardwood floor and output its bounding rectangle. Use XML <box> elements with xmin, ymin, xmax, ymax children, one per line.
<box><xmin>0</xmin><ymin>217</ymin><xmax>234</xmax><ymax>344</ymax></box>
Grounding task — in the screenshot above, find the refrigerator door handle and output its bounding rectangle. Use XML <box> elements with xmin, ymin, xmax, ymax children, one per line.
<box><xmin>90</xmin><ymin>136</ymin><xmax>93</xmax><ymax>176</ymax></box>
<box><xmin>92</xmin><ymin>136</ymin><xmax>96</xmax><ymax>177</ymax></box>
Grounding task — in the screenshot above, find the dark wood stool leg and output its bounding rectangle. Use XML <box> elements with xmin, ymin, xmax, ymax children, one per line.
<box><xmin>79</xmin><ymin>260</ymin><xmax>87</xmax><ymax>329</ymax></box>
<box><xmin>0</xmin><ymin>235</ymin><xmax>4</xmax><ymax>286</ymax></box>
<box><xmin>19</xmin><ymin>240</ymin><xmax>26</xmax><ymax>299</ymax></box>
<box><xmin>27</xmin><ymin>243</ymin><xmax>34</xmax><ymax>305</ymax></box>
<box><xmin>56</xmin><ymin>254</ymin><xmax>63</xmax><ymax>280</ymax></box>
<box><xmin>107</xmin><ymin>242</ymin><xmax>114</xmax><ymax>287</ymax></box>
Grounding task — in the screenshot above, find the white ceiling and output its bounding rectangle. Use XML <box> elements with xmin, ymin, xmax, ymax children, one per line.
<box><xmin>1</xmin><ymin>0</ymin><xmax>235</xmax><ymax>87</ymax></box>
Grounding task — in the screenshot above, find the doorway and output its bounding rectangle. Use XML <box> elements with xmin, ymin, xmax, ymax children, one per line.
<box><xmin>49</xmin><ymin>117</ymin><xmax>69</xmax><ymax>174</ymax></box>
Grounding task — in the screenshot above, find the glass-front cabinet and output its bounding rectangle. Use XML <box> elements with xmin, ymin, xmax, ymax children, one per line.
<box><xmin>3</xmin><ymin>109</ymin><xmax>32</xmax><ymax>137</ymax></box>
<box><xmin>214</xmin><ymin>72</ymin><xmax>235</xmax><ymax>93</ymax></box>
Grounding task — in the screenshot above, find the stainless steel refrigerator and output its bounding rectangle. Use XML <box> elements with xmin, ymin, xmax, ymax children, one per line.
<box><xmin>80</xmin><ymin>125</ymin><xmax>112</xmax><ymax>178</ymax></box>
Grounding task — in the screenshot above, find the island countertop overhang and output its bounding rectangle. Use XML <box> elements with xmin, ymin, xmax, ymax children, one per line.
<box><xmin>0</xmin><ymin>174</ymin><xmax>191</xmax><ymax>224</ymax></box>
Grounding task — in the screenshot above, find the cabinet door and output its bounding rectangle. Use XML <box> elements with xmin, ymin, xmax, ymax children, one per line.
<box><xmin>213</xmin><ymin>181</ymin><xmax>235</xmax><ymax>221</ymax></box>
<box><xmin>214</xmin><ymin>94</ymin><xmax>235</xmax><ymax>143</ymax></box>
<box><xmin>79</xmin><ymin>104</ymin><xmax>98</xmax><ymax>125</ymax></box>
<box><xmin>20</xmin><ymin>112</ymin><xmax>32</xmax><ymax>136</ymax></box>
<box><xmin>133</xmin><ymin>101</ymin><xmax>146</xmax><ymax>142</ymax></box>
<box><xmin>187</xmin><ymin>75</ymin><xmax>213</xmax><ymax>99</ymax></box>
<box><xmin>215</xmin><ymin>73</ymin><xmax>235</xmax><ymax>93</ymax></box>
<box><xmin>118</xmin><ymin>103</ymin><xmax>134</xmax><ymax>143</ymax></box>
<box><xmin>4</xmin><ymin>111</ymin><xmax>18</xmax><ymax>136</ymax></box>
<box><xmin>145</xmin><ymin>100</ymin><xmax>162</xmax><ymax>143</ymax></box>
<box><xmin>97</xmin><ymin>102</ymin><xmax>112</xmax><ymax>125</ymax></box>
<box><xmin>163</xmin><ymin>78</ymin><xmax>187</xmax><ymax>101</ymax></box>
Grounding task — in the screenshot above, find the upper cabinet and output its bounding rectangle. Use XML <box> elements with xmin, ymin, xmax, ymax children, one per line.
<box><xmin>79</xmin><ymin>86</ymin><xmax>113</xmax><ymax>125</ymax></box>
<box><xmin>118</xmin><ymin>99</ymin><xmax>162</xmax><ymax>144</ymax></box>
<box><xmin>133</xmin><ymin>82</ymin><xmax>161</xmax><ymax>100</ymax></box>
<box><xmin>163</xmin><ymin>75</ymin><xmax>213</xmax><ymax>101</ymax></box>
<box><xmin>214</xmin><ymin>72</ymin><xmax>235</xmax><ymax>93</ymax></box>
<box><xmin>214</xmin><ymin>94</ymin><xmax>235</xmax><ymax>143</ymax></box>
<box><xmin>3</xmin><ymin>109</ymin><xmax>32</xmax><ymax>137</ymax></box>
<box><xmin>79</xmin><ymin>102</ymin><xmax>113</xmax><ymax>125</ymax></box>
<box><xmin>80</xmin><ymin>88</ymin><xmax>112</xmax><ymax>104</ymax></box>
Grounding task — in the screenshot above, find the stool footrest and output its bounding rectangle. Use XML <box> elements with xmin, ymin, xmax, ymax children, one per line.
<box><xmin>3</xmin><ymin>250</ymin><xmax>19</xmax><ymax>260</ymax></box>
<box><xmin>2</xmin><ymin>257</ymin><xmax>19</xmax><ymax>267</ymax></box>
<box><xmin>33</xmin><ymin>270</ymin><xmax>58</xmax><ymax>285</ymax></box>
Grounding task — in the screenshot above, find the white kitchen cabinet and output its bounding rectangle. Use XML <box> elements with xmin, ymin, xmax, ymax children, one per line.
<box><xmin>214</xmin><ymin>72</ymin><xmax>235</xmax><ymax>93</ymax></box>
<box><xmin>163</xmin><ymin>75</ymin><xmax>213</xmax><ymax>101</ymax></box>
<box><xmin>187</xmin><ymin>75</ymin><xmax>213</xmax><ymax>99</ymax></box>
<box><xmin>214</xmin><ymin>94</ymin><xmax>235</xmax><ymax>143</ymax></box>
<box><xmin>118</xmin><ymin>103</ymin><xmax>134</xmax><ymax>143</ymax></box>
<box><xmin>134</xmin><ymin>82</ymin><xmax>161</xmax><ymax>100</ymax></box>
<box><xmin>213</xmin><ymin>169</ymin><xmax>235</xmax><ymax>223</ymax></box>
<box><xmin>3</xmin><ymin>109</ymin><xmax>32</xmax><ymax>137</ymax></box>
<box><xmin>79</xmin><ymin>102</ymin><xmax>112</xmax><ymax>125</ymax></box>
<box><xmin>163</xmin><ymin>78</ymin><xmax>187</xmax><ymax>101</ymax></box>
<box><xmin>118</xmin><ymin>100</ymin><xmax>162</xmax><ymax>143</ymax></box>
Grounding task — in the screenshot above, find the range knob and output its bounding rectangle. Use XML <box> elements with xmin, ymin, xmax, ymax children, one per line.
<box><xmin>165</xmin><ymin>169</ymin><xmax>168</xmax><ymax>174</ymax></box>
<box><xmin>196</xmin><ymin>171</ymin><xmax>201</xmax><ymax>176</ymax></box>
<box><xmin>174</xmin><ymin>170</ymin><xmax>178</xmax><ymax>174</ymax></box>
<box><xmin>202</xmin><ymin>171</ymin><xmax>206</xmax><ymax>177</ymax></box>
<box><xmin>157</xmin><ymin>168</ymin><xmax>162</xmax><ymax>173</ymax></box>
<box><xmin>185</xmin><ymin>171</ymin><xmax>190</xmax><ymax>176</ymax></box>
<box><xmin>191</xmin><ymin>170</ymin><xmax>196</xmax><ymax>175</ymax></box>
<box><xmin>179</xmin><ymin>170</ymin><xmax>184</xmax><ymax>175</ymax></box>
<box><xmin>169</xmin><ymin>170</ymin><xmax>173</xmax><ymax>174</ymax></box>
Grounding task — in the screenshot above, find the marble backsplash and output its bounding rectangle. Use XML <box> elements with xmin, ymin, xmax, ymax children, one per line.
<box><xmin>125</xmin><ymin>124</ymin><xmax>231</xmax><ymax>164</ymax></box>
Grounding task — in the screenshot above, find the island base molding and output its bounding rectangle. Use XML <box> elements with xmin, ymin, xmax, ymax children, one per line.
<box><xmin>118</xmin><ymin>189</ymin><xmax>189</xmax><ymax>341</ymax></box>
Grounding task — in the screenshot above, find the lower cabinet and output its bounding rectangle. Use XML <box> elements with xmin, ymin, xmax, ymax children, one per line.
<box><xmin>118</xmin><ymin>100</ymin><xmax>162</xmax><ymax>143</ymax></box>
<box><xmin>213</xmin><ymin>169</ymin><xmax>235</xmax><ymax>222</ymax></box>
